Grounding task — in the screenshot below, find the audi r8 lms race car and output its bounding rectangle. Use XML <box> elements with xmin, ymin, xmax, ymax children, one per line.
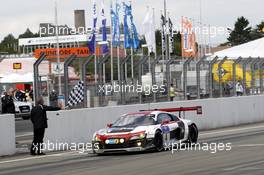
<box><xmin>92</xmin><ymin>106</ymin><xmax>202</xmax><ymax>154</ymax></box>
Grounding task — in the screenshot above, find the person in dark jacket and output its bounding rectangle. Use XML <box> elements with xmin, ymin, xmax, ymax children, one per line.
<box><xmin>30</xmin><ymin>97</ymin><xmax>61</xmax><ymax>155</ymax></box>
<box><xmin>1</xmin><ymin>92</ymin><xmax>15</xmax><ymax>114</ymax></box>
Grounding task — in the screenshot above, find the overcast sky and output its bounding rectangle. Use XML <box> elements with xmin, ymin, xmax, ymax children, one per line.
<box><xmin>0</xmin><ymin>0</ymin><xmax>263</xmax><ymax>45</ymax></box>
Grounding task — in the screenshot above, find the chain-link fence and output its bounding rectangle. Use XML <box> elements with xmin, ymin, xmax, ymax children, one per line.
<box><xmin>30</xmin><ymin>55</ymin><xmax>264</xmax><ymax>109</ymax></box>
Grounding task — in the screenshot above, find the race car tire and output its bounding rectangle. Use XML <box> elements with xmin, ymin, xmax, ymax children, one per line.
<box><xmin>188</xmin><ymin>124</ymin><xmax>198</xmax><ymax>144</ymax></box>
<box><xmin>154</xmin><ymin>131</ymin><xmax>164</xmax><ymax>152</ymax></box>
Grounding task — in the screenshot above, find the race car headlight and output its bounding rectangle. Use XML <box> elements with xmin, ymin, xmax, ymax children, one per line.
<box><xmin>94</xmin><ymin>135</ymin><xmax>102</xmax><ymax>142</ymax></box>
<box><xmin>120</xmin><ymin>138</ymin><xmax>125</xmax><ymax>143</ymax></box>
<box><xmin>130</xmin><ymin>132</ymin><xmax>146</xmax><ymax>140</ymax></box>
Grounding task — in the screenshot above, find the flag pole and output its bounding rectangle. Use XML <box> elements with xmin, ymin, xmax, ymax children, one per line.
<box><xmin>168</xmin><ymin>12</ymin><xmax>171</xmax><ymax>60</ymax></box>
<box><xmin>153</xmin><ymin>8</ymin><xmax>157</xmax><ymax>61</ymax></box>
<box><xmin>110</xmin><ymin>30</ymin><xmax>114</xmax><ymax>82</ymax></box>
<box><xmin>131</xmin><ymin>47</ymin><xmax>134</xmax><ymax>80</ymax></box>
<box><xmin>164</xmin><ymin>0</ymin><xmax>168</xmax><ymax>60</ymax></box>
<box><xmin>110</xmin><ymin>2</ymin><xmax>114</xmax><ymax>82</ymax></box>
<box><xmin>161</xmin><ymin>10</ymin><xmax>165</xmax><ymax>72</ymax></box>
<box><xmin>124</xmin><ymin>48</ymin><xmax>127</xmax><ymax>81</ymax></box>
<box><xmin>55</xmin><ymin>0</ymin><xmax>62</xmax><ymax>95</ymax></box>
<box><xmin>117</xmin><ymin>46</ymin><xmax>120</xmax><ymax>81</ymax></box>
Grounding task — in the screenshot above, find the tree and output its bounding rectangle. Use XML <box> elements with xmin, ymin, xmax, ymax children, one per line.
<box><xmin>250</xmin><ymin>21</ymin><xmax>264</xmax><ymax>40</ymax></box>
<box><xmin>19</xmin><ymin>28</ymin><xmax>39</xmax><ymax>38</ymax></box>
<box><xmin>0</xmin><ymin>34</ymin><xmax>18</xmax><ymax>54</ymax></box>
<box><xmin>227</xmin><ymin>16</ymin><xmax>252</xmax><ymax>46</ymax></box>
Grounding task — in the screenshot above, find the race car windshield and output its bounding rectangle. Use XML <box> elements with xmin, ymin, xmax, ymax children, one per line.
<box><xmin>112</xmin><ymin>114</ymin><xmax>155</xmax><ymax>127</ymax></box>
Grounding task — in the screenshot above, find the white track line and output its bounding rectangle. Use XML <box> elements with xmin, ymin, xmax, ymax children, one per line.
<box><xmin>0</xmin><ymin>151</ymin><xmax>84</xmax><ymax>165</ymax></box>
<box><xmin>200</xmin><ymin>125</ymin><xmax>264</xmax><ymax>136</ymax></box>
<box><xmin>16</xmin><ymin>133</ymin><xmax>33</xmax><ymax>138</ymax></box>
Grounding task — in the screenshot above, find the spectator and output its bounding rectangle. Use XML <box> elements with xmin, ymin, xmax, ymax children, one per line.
<box><xmin>50</xmin><ymin>90</ymin><xmax>58</xmax><ymax>107</ymax></box>
<box><xmin>169</xmin><ymin>84</ymin><xmax>175</xmax><ymax>101</ymax></box>
<box><xmin>1</xmin><ymin>91</ymin><xmax>15</xmax><ymax>114</ymax></box>
<box><xmin>30</xmin><ymin>97</ymin><xmax>62</xmax><ymax>156</ymax></box>
<box><xmin>236</xmin><ymin>81</ymin><xmax>244</xmax><ymax>96</ymax></box>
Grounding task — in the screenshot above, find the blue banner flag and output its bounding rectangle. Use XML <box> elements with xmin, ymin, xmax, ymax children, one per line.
<box><xmin>101</xmin><ymin>1</ymin><xmax>109</xmax><ymax>54</ymax></box>
<box><xmin>128</xmin><ymin>4</ymin><xmax>139</xmax><ymax>49</ymax></box>
<box><xmin>111</xmin><ymin>1</ymin><xmax>121</xmax><ymax>47</ymax></box>
<box><xmin>123</xmin><ymin>3</ymin><xmax>131</xmax><ymax>49</ymax></box>
<box><xmin>88</xmin><ymin>0</ymin><xmax>97</xmax><ymax>54</ymax></box>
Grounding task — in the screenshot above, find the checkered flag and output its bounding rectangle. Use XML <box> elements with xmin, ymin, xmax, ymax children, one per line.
<box><xmin>67</xmin><ymin>81</ymin><xmax>84</xmax><ymax>107</ymax></box>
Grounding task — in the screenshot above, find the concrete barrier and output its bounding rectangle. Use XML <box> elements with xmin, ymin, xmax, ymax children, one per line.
<box><xmin>0</xmin><ymin>114</ymin><xmax>16</xmax><ymax>156</ymax></box>
<box><xmin>45</xmin><ymin>95</ymin><xmax>264</xmax><ymax>145</ymax></box>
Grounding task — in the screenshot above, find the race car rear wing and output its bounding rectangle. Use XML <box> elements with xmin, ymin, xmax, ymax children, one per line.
<box><xmin>140</xmin><ymin>106</ymin><xmax>202</xmax><ymax>118</ymax></box>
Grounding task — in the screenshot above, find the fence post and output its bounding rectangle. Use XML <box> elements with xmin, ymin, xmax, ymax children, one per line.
<box><xmin>166</xmin><ymin>59</ymin><xmax>175</xmax><ymax>101</ymax></box>
<box><xmin>64</xmin><ymin>54</ymin><xmax>77</xmax><ymax>105</ymax></box>
<box><xmin>151</xmin><ymin>56</ymin><xmax>162</xmax><ymax>102</ymax></box>
<box><xmin>81</xmin><ymin>55</ymin><xmax>94</xmax><ymax>108</ymax></box>
<box><xmin>218</xmin><ymin>57</ymin><xmax>228</xmax><ymax>97</ymax></box>
<box><xmin>120</xmin><ymin>55</ymin><xmax>131</xmax><ymax>105</ymax></box>
<box><xmin>98</xmin><ymin>55</ymin><xmax>110</xmax><ymax>106</ymax></box>
<box><xmin>232</xmin><ymin>57</ymin><xmax>242</xmax><ymax>96</ymax></box>
<box><xmin>242</xmin><ymin>57</ymin><xmax>253</xmax><ymax>96</ymax></box>
<box><xmin>209</xmin><ymin>56</ymin><xmax>218</xmax><ymax>98</ymax></box>
<box><xmin>183</xmin><ymin>57</ymin><xmax>193</xmax><ymax>100</ymax></box>
<box><xmin>196</xmin><ymin>57</ymin><xmax>206</xmax><ymax>99</ymax></box>
<box><xmin>133</xmin><ymin>56</ymin><xmax>149</xmax><ymax>104</ymax></box>
<box><xmin>33</xmin><ymin>53</ymin><xmax>46</xmax><ymax>105</ymax></box>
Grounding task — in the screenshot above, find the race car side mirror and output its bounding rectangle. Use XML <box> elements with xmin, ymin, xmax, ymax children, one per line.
<box><xmin>107</xmin><ymin>123</ymin><xmax>113</xmax><ymax>128</ymax></box>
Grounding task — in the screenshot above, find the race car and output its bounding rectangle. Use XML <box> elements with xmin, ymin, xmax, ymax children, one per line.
<box><xmin>92</xmin><ymin>106</ymin><xmax>202</xmax><ymax>154</ymax></box>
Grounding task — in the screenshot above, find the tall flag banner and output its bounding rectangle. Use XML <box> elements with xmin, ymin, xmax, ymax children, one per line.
<box><xmin>161</xmin><ymin>14</ymin><xmax>166</xmax><ymax>54</ymax></box>
<box><xmin>67</xmin><ymin>81</ymin><xmax>84</xmax><ymax>107</ymax></box>
<box><xmin>111</xmin><ymin>1</ymin><xmax>121</xmax><ymax>47</ymax></box>
<box><xmin>123</xmin><ymin>3</ymin><xmax>131</xmax><ymax>49</ymax></box>
<box><xmin>88</xmin><ymin>0</ymin><xmax>97</xmax><ymax>54</ymax></box>
<box><xmin>168</xmin><ymin>18</ymin><xmax>174</xmax><ymax>54</ymax></box>
<box><xmin>142</xmin><ymin>8</ymin><xmax>156</xmax><ymax>53</ymax></box>
<box><xmin>101</xmin><ymin>0</ymin><xmax>109</xmax><ymax>54</ymax></box>
<box><xmin>125</xmin><ymin>3</ymin><xmax>139</xmax><ymax>49</ymax></box>
<box><xmin>181</xmin><ymin>17</ymin><xmax>196</xmax><ymax>57</ymax></box>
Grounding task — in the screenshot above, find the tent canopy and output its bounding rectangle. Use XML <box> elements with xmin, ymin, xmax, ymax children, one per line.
<box><xmin>213</xmin><ymin>37</ymin><xmax>264</xmax><ymax>59</ymax></box>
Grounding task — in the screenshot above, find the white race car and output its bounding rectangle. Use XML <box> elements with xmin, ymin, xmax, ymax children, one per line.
<box><xmin>92</xmin><ymin>106</ymin><xmax>202</xmax><ymax>154</ymax></box>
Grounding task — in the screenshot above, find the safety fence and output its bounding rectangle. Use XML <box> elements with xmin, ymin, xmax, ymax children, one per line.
<box><xmin>32</xmin><ymin>54</ymin><xmax>264</xmax><ymax>108</ymax></box>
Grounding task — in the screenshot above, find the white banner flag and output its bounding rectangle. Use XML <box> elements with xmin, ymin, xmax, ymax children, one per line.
<box><xmin>142</xmin><ymin>8</ymin><xmax>156</xmax><ymax>53</ymax></box>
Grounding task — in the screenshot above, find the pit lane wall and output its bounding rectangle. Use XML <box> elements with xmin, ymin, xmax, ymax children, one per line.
<box><xmin>45</xmin><ymin>95</ymin><xmax>264</xmax><ymax>145</ymax></box>
<box><xmin>0</xmin><ymin>114</ymin><xmax>16</xmax><ymax>156</ymax></box>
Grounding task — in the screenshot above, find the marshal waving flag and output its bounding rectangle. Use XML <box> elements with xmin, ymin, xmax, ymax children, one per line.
<box><xmin>67</xmin><ymin>81</ymin><xmax>84</xmax><ymax>107</ymax></box>
<box><xmin>88</xmin><ymin>0</ymin><xmax>97</xmax><ymax>54</ymax></box>
<box><xmin>181</xmin><ymin>17</ymin><xmax>196</xmax><ymax>57</ymax></box>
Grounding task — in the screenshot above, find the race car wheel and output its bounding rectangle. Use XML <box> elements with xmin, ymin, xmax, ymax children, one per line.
<box><xmin>188</xmin><ymin>124</ymin><xmax>198</xmax><ymax>144</ymax></box>
<box><xmin>154</xmin><ymin>131</ymin><xmax>164</xmax><ymax>152</ymax></box>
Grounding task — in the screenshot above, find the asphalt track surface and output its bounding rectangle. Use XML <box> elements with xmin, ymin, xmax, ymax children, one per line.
<box><xmin>1</xmin><ymin>122</ymin><xmax>264</xmax><ymax>175</ymax></box>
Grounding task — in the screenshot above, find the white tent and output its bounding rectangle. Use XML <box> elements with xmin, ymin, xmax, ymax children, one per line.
<box><xmin>213</xmin><ymin>37</ymin><xmax>264</xmax><ymax>59</ymax></box>
<box><xmin>0</xmin><ymin>57</ymin><xmax>78</xmax><ymax>84</ymax></box>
